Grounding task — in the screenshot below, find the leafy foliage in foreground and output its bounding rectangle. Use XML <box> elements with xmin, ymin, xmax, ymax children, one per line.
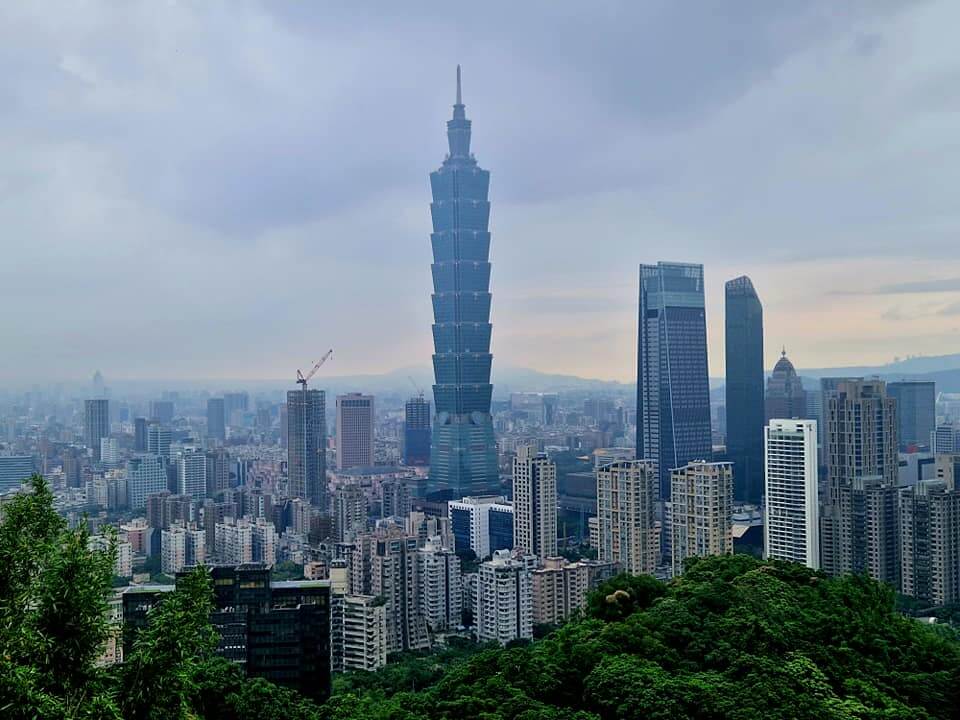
<box><xmin>2</xmin><ymin>475</ymin><xmax>959</xmax><ymax>719</ymax></box>
<box><xmin>324</xmin><ymin>556</ymin><xmax>960</xmax><ymax>720</ymax></box>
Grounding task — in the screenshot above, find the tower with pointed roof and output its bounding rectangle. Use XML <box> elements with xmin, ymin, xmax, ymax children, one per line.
<box><xmin>426</xmin><ymin>67</ymin><xmax>499</xmax><ymax>499</ymax></box>
<box><xmin>765</xmin><ymin>348</ymin><xmax>807</xmax><ymax>421</ymax></box>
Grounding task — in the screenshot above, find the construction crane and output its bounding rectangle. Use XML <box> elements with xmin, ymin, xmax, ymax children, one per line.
<box><xmin>297</xmin><ymin>349</ymin><xmax>333</xmax><ymax>389</ymax></box>
<box><xmin>408</xmin><ymin>376</ymin><xmax>424</xmax><ymax>398</ymax></box>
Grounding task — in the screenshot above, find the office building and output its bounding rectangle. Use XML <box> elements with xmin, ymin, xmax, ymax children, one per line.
<box><xmin>764</xmin><ymin>419</ymin><xmax>819</xmax><ymax>569</ymax></box>
<box><xmin>134</xmin><ymin>417</ymin><xmax>148</xmax><ymax>452</ymax></box>
<box><xmin>531</xmin><ymin>557</ymin><xmax>619</xmax><ymax>625</ymax></box>
<box><xmin>765</xmin><ymin>350</ymin><xmax>807</xmax><ymax>422</ymax></box>
<box><xmin>177</xmin><ymin>449</ymin><xmax>207</xmax><ymax>501</ymax></box>
<box><xmin>932</xmin><ymin>423</ymin><xmax>960</xmax><ymax>454</ymax></box>
<box><xmin>334</xmin><ymin>484</ymin><xmax>368</xmax><ymax>542</ymax></box>
<box><xmin>724</xmin><ymin>275</ymin><xmax>765</xmax><ymax>504</ymax></box>
<box><xmin>670</xmin><ymin>461</ymin><xmax>734</xmax><ymax>576</ymax></box>
<box><xmin>146</xmin><ymin>423</ymin><xmax>171</xmax><ymax>459</ymax></box>
<box><xmin>888</xmin><ymin>381</ymin><xmax>936</xmax><ymax>450</ymax></box>
<box><xmin>512</xmin><ymin>445</ymin><xmax>557</xmax><ymax>560</ymax></box>
<box><xmin>287</xmin><ymin>388</ymin><xmax>327</xmax><ymax>509</ymax></box>
<box><xmin>636</xmin><ymin>262</ymin><xmax>712</xmax><ymax>498</ymax></box>
<box><xmin>123</xmin><ymin>566</ymin><xmax>332</xmax><ymax>700</ymax></box>
<box><xmin>148</xmin><ymin>399</ymin><xmax>174</xmax><ymax>424</ymax></box>
<box><xmin>336</xmin><ymin>393</ymin><xmax>375</xmax><ymax>471</ymax></box>
<box><xmin>475</xmin><ymin>550</ymin><xmax>535</xmax><ymax>645</ymax></box>
<box><xmin>331</xmin><ymin>593</ymin><xmax>387</xmax><ymax>673</ymax></box>
<box><xmin>820</xmin><ymin>380</ymin><xmax>899</xmax><ymax>584</ymax></box>
<box><xmin>0</xmin><ymin>455</ymin><xmax>34</xmax><ymax>492</ymax></box>
<box><xmin>418</xmin><ymin>535</ymin><xmax>462</xmax><ymax>632</ymax></box>
<box><xmin>427</xmin><ymin>68</ymin><xmax>499</xmax><ymax>500</ymax></box>
<box><xmin>595</xmin><ymin>460</ymin><xmax>658</xmax><ymax>576</ymax></box>
<box><xmin>371</xmin><ymin>534</ymin><xmax>430</xmax><ymax>652</ymax></box>
<box><xmin>899</xmin><ymin>466</ymin><xmax>960</xmax><ymax>605</ymax></box>
<box><xmin>448</xmin><ymin>495</ymin><xmax>514</xmax><ymax>559</ymax></box>
<box><xmin>207</xmin><ymin>398</ymin><xmax>226</xmax><ymax>442</ymax></box>
<box><xmin>126</xmin><ymin>455</ymin><xmax>167</xmax><ymax>511</ymax></box>
<box><xmin>403</xmin><ymin>396</ymin><xmax>431</xmax><ymax>466</ymax></box>
<box><xmin>146</xmin><ymin>492</ymin><xmax>196</xmax><ymax>531</ymax></box>
<box><xmin>223</xmin><ymin>392</ymin><xmax>249</xmax><ymax>423</ymax></box>
<box><xmin>84</xmin><ymin>399</ymin><xmax>110</xmax><ymax>462</ymax></box>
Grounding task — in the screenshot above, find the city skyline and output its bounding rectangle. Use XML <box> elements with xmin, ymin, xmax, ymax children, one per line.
<box><xmin>3</xmin><ymin>3</ymin><xmax>960</xmax><ymax>385</ymax></box>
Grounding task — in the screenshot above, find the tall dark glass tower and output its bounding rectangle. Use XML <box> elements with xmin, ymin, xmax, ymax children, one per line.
<box><xmin>404</xmin><ymin>396</ymin><xmax>431</xmax><ymax>466</ymax></box>
<box><xmin>287</xmin><ymin>388</ymin><xmax>327</xmax><ymax>510</ymax></box>
<box><xmin>724</xmin><ymin>276</ymin><xmax>764</xmax><ymax>504</ymax></box>
<box><xmin>427</xmin><ymin>67</ymin><xmax>499</xmax><ymax>499</ymax></box>
<box><xmin>636</xmin><ymin>262</ymin><xmax>712</xmax><ymax>499</ymax></box>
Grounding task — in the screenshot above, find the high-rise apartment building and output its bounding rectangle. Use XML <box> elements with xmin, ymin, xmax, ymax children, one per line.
<box><xmin>334</xmin><ymin>484</ymin><xmax>367</xmax><ymax>542</ymax></box>
<box><xmin>370</xmin><ymin>534</ymin><xmax>430</xmax><ymax>652</ymax></box>
<box><xmin>160</xmin><ymin>525</ymin><xmax>206</xmax><ymax>575</ymax></box>
<box><xmin>475</xmin><ymin>550</ymin><xmax>535</xmax><ymax>645</ymax></box>
<box><xmin>127</xmin><ymin>455</ymin><xmax>168</xmax><ymax>510</ymax></box>
<box><xmin>84</xmin><ymin>399</ymin><xmax>109</xmax><ymax>462</ymax></box>
<box><xmin>381</xmin><ymin>479</ymin><xmax>412</xmax><ymax>519</ymax></box>
<box><xmin>531</xmin><ymin>557</ymin><xmax>619</xmax><ymax>626</ymax></box>
<box><xmin>427</xmin><ymin>68</ymin><xmax>499</xmax><ymax>500</ymax></box>
<box><xmin>417</xmin><ymin>536</ymin><xmax>462</xmax><ymax>632</ymax></box>
<box><xmin>899</xmin><ymin>466</ymin><xmax>960</xmax><ymax>605</ymax></box>
<box><xmin>724</xmin><ymin>276</ymin><xmax>765</xmax><ymax>504</ymax></box>
<box><xmin>206</xmin><ymin>398</ymin><xmax>226</xmax><ymax>442</ymax></box>
<box><xmin>403</xmin><ymin>396</ymin><xmax>431</xmax><ymax>466</ymax></box>
<box><xmin>887</xmin><ymin>381</ymin><xmax>936</xmax><ymax>450</ymax></box>
<box><xmin>287</xmin><ymin>388</ymin><xmax>327</xmax><ymax>509</ymax></box>
<box><xmin>223</xmin><ymin>392</ymin><xmax>249</xmax><ymax>424</ymax></box>
<box><xmin>336</xmin><ymin>393</ymin><xmax>374</xmax><ymax>471</ymax></box>
<box><xmin>215</xmin><ymin>517</ymin><xmax>254</xmax><ymax>565</ymax></box>
<box><xmin>765</xmin><ymin>350</ymin><xmax>807</xmax><ymax>422</ymax></box>
<box><xmin>670</xmin><ymin>461</ymin><xmax>733</xmax><ymax>576</ymax></box>
<box><xmin>820</xmin><ymin>380</ymin><xmax>899</xmax><ymax>585</ymax></box>
<box><xmin>177</xmin><ymin>449</ymin><xmax>207</xmax><ymax>501</ymax></box>
<box><xmin>636</xmin><ymin>262</ymin><xmax>712</xmax><ymax>499</ymax></box>
<box><xmin>204</xmin><ymin>449</ymin><xmax>231</xmax><ymax>496</ymax></box>
<box><xmin>764</xmin><ymin>419</ymin><xmax>819</xmax><ymax>569</ymax></box>
<box><xmin>595</xmin><ymin>460</ymin><xmax>658</xmax><ymax>576</ymax></box>
<box><xmin>512</xmin><ymin>445</ymin><xmax>557</xmax><ymax>560</ymax></box>
<box><xmin>331</xmin><ymin>593</ymin><xmax>387</xmax><ymax>673</ymax></box>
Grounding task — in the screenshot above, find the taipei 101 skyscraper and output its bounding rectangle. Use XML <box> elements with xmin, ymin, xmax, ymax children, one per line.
<box><xmin>426</xmin><ymin>67</ymin><xmax>499</xmax><ymax>500</ymax></box>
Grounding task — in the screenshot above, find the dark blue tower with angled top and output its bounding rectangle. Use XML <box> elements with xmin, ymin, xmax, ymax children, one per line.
<box><xmin>426</xmin><ymin>66</ymin><xmax>499</xmax><ymax>500</ymax></box>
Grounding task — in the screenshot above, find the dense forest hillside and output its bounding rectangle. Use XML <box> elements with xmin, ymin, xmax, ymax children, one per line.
<box><xmin>2</xmin><ymin>476</ymin><xmax>959</xmax><ymax>719</ymax></box>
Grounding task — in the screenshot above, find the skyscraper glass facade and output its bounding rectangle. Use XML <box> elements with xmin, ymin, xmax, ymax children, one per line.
<box><xmin>404</xmin><ymin>396</ymin><xmax>431</xmax><ymax>466</ymax></box>
<box><xmin>287</xmin><ymin>389</ymin><xmax>327</xmax><ymax>510</ymax></box>
<box><xmin>724</xmin><ymin>275</ymin><xmax>765</xmax><ymax>504</ymax></box>
<box><xmin>636</xmin><ymin>262</ymin><xmax>712</xmax><ymax>499</ymax></box>
<box><xmin>427</xmin><ymin>67</ymin><xmax>499</xmax><ymax>499</ymax></box>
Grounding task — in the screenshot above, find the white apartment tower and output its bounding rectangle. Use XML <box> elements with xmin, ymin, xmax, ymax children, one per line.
<box><xmin>331</xmin><ymin>594</ymin><xmax>388</xmax><ymax>673</ymax></box>
<box><xmin>595</xmin><ymin>460</ymin><xmax>658</xmax><ymax>576</ymax></box>
<box><xmin>512</xmin><ymin>445</ymin><xmax>557</xmax><ymax>560</ymax></box>
<box><xmin>475</xmin><ymin>550</ymin><xmax>535</xmax><ymax>645</ymax></box>
<box><xmin>670</xmin><ymin>461</ymin><xmax>733</xmax><ymax>576</ymax></box>
<box><xmin>764</xmin><ymin>419</ymin><xmax>820</xmax><ymax>569</ymax></box>
<box><xmin>417</xmin><ymin>535</ymin><xmax>462</xmax><ymax>632</ymax></box>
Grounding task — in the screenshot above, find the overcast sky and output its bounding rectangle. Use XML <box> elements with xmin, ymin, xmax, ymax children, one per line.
<box><xmin>2</xmin><ymin>1</ymin><xmax>959</xmax><ymax>384</ymax></box>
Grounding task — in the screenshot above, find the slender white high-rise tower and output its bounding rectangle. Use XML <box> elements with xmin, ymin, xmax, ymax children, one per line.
<box><xmin>764</xmin><ymin>419</ymin><xmax>819</xmax><ymax>569</ymax></box>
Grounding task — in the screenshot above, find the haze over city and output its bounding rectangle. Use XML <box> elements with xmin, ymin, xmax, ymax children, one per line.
<box><xmin>2</xmin><ymin>1</ymin><xmax>959</xmax><ymax>384</ymax></box>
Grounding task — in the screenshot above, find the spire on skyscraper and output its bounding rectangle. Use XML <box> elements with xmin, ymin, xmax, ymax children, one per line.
<box><xmin>456</xmin><ymin>64</ymin><xmax>462</xmax><ymax>106</ymax></box>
